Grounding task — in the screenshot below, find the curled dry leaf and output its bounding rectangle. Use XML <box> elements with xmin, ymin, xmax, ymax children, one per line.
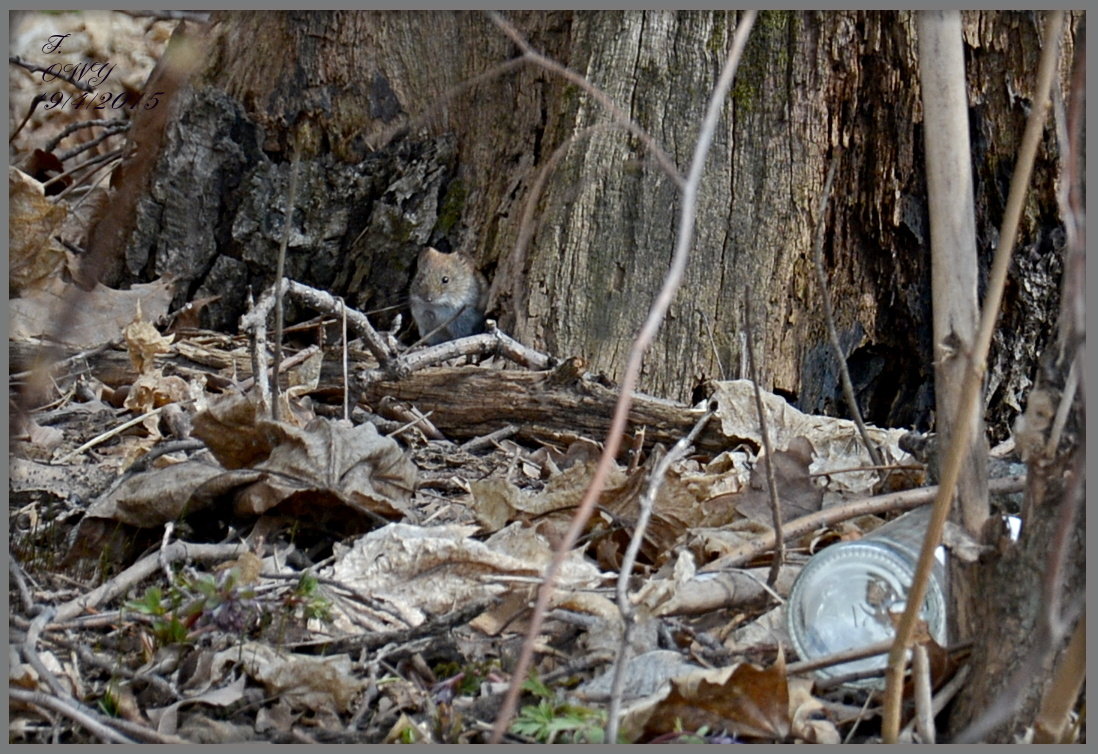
<box><xmin>788</xmin><ymin>677</ymin><xmax>841</xmax><ymax>743</ymax></box>
<box><xmin>124</xmin><ymin>372</ymin><xmax>193</xmax><ymax>417</ymax></box>
<box><xmin>191</xmin><ymin>392</ymin><xmax>273</xmax><ymax>469</ymax></box>
<box><xmin>215</xmin><ymin>641</ymin><xmax>364</xmax><ymax>715</ymax></box>
<box><xmin>84</xmin><ymin>399</ymin><xmax>415</xmax><ymax>529</ymax></box>
<box><xmin>9</xmin><ymin>277</ymin><xmax>175</xmax><ymax>348</ymax></box>
<box><xmin>228</xmin><ymin>416</ymin><xmax>415</xmax><ymax>521</ymax></box>
<box><xmin>144</xmin><ymin>675</ymin><xmax>248</xmax><ymax>736</ymax></box>
<box><xmin>710</xmin><ymin>380</ymin><xmax>913</xmax><ymax>495</ymax></box>
<box><xmin>731</xmin><ymin>436</ymin><xmax>824</xmax><ymax>526</ymax></box>
<box><xmin>324</xmin><ymin>522</ymin><xmax>605</xmax><ymax>632</ymax></box>
<box><xmin>8</xmin><ymin>166</ymin><xmax>67</xmax><ymax>295</ymax></box>
<box><xmin>574</xmin><ymin>649</ymin><xmax>703</xmax><ymax>703</ymax></box>
<box><xmin>123</xmin><ymin>314</ymin><xmax>175</xmax><ymax>373</ymax></box>
<box><xmin>471</xmin><ymin>460</ymin><xmax>628</xmax><ymax>524</ymax></box>
<box><xmin>472</xmin><ymin>454</ymin><xmax>749</xmax><ymax>569</ymax></box>
<box><xmin>624</xmin><ymin>655</ymin><xmax>794</xmax><ymax>742</ymax></box>
<box><xmin>635</xmin><ymin>550</ymin><xmax>798</xmax><ymax>617</ymax></box>
<box><xmin>82</xmin><ymin>457</ymin><xmax>245</xmax><ymax>527</ymax></box>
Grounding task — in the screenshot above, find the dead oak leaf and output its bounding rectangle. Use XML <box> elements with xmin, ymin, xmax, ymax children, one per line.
<box><xmin>230</xmin><ymin>417</ymin><xmax>415</xmax><ymax>521</ymax></box>
<box><xmin>733</xmin><ymin>437</ymin><xmax>823</xmax><ymax>526</ymax></box>
<box><xmin>638</xmin><ymin>658</ymin><xmax>792</xmax><ymax>741</ymax></box>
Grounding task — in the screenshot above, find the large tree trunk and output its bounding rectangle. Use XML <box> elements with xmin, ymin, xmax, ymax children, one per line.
<box><xmin>89</xmin><ymin>10</ymin><xmax>1076</xmax><ymax>441</ymax></box>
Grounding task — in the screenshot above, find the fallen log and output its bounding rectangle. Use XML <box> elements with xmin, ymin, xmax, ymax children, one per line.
<box><xmin>356</xmin><ymin>366</ymin><xmax>747</xmax><ymax>454</ymax></box>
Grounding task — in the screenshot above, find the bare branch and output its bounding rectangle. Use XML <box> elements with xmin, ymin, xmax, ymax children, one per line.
<box><xmin>606</xmin><ymin>408</ymin><xmax>712</xmax><ymax>742</ymax></box>
<box><xmin>882</xmin><ymin>10</ymin><xmax>1066</xmax><ymax>740</ymax></box>
<box><xmin>488</xmin><ymin>11</ymin><xmax>684</xmax><ymax>187</ymax></box>
<box><xmin>744</xmin><ymin>298</ymin><xmax>785</xmax><ymax>588</ymax></box>
<box><xmin>489</xmin><ymin>11</ymin><xmax>757</xmax><ymax>742</ymax></box>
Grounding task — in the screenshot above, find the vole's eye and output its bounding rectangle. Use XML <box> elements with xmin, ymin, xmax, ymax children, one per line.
<box><xmin>441</xmin><ymin>276</ymin><xmax>450</xmax><ymax>285</ymax></box>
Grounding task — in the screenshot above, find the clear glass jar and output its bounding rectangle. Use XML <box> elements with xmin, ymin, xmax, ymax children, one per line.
<box><xmin>785</xmin><ymin>505</ymin><xmax>948</xmax><ymax>688</ymax></box>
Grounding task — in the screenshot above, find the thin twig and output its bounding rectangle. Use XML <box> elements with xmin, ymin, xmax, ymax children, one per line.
<box><xmin>10</xmin><ymin>556</ymin><xmax>38</xmax><ymax>614</ymax></box>
<box><xmin>811</xmin><ymin>151</ymin><xmax>883</xmax><ymax>469</ymax></box>
<box><xmin>159</xmin><ymin>522</ymin><xmax>176</xmax><ymax>584</ymax></box>
<box><xmin>706</xmin><ymin>474</ymin><xmax>1025</xmax><ymax>570</ymax></box>
<box><xmin>40</xmin><ymin>147</ymin><xmax>123</xmax><ymax>191</ymax></box>
<box><xmin>744</xmin><ymin>298</ymin><xmax>784</xmax><ymax>588</ymax></box>
<box><xmin>237</xmin><ymin>343</ymin><xmax>320</xmax><ymax>392</ymax></box>
<box><xmin>52</xmin><ymin>541</ymin><xmax>248</xmax><ymax>623</ymax></box>
<box><xmin>340</xmin><ymin>296</ymin><xmax>350</xmax><ymax>420</ymax></box>
<box><xmin>9</xmin><ymin>55</ymin><xmax>96</xmax><ymax>92</ymax></box>
<box><xmin>57</xmin><ymin>404</ymin><xmax>170</xmax><ymax>463</ymax></box>
<box><xmin>488</xmin><ymin>12</ymin><xmax>684</xmax><ymax>188</ymax></box>
<box><xmin>489</xmin><ymin>11</ymin><xmax>757</xmax><ymax>742</ymax></box>
<box><xmin>44</xmin><ymin>634</ymin><xmax>181</xmax><ymax>703</ymax></box>
<box><xmin>787</xmin><ymin>638</ymin><xmax>894</xmax><ymax>676</ymax></box>
<box><xmin>900</xmin><ymin>664</ymin><xmax>970</xmax><ymax>741</ymax></box>
<box><xmin>271</xmin><ymin>141</ymin><xmax>301</xmax><ymax>421</ymax></box>
<box><xmin>57</xmin><ymin>122</ymin><xmax>129</xmax><ymax>163</ymax></box>
<box><xmin>911</xmin><ymin>644</ymin><xmax>935</xmax><ymax>742</ymax></box>
<box><xmin>1032</xmin><ymin>615</ymin><xmax>1086</xmax><ymax>743</ymax></box>
<box><xmin>10</xmin><ymin>92</ymin><xmax>47</xmax><ymax>143</ymax></box>
<box><xmin>9</xmin><ymin>687</ymin><xmax>136</xmax><ymax>744</ymax></box>
<box><xmin>843</xmin><ymin>690</ymin><xmax>879</xmax><ymax>744</ymax></box>
<box><xmin>54</xmin><ymin>149</ymin><xmax>123</xmax><ymax>202</ymax></box>
<box><xmin>44</xmin><ymin>117</ymin><xmax>128</xmax><ymax>153</ymax></box>
<box><xmin>459</xmin><ymin>424</ymin><xmax>519</xmax><ymax>452</ymax></box>
<box><xmin>882</xmin><ymin>10</ymin><xmax>1066</xmax><ymax>740</ymax></box>
<box><xmin>23</xmin><ymin>608</ymin><xmax>69</xmax><ymax>699</ymax></box>
<box><xmin>606</xmin><ymin>409</ymin><xmax>712</xmax><ymax>743</ymax></box>
<box><xmin>700</xmin><ymin>309</ymin><xmax>727</xmax><ymax>380</ymax></box>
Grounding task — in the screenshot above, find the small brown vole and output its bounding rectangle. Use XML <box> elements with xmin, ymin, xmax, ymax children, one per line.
<box><xmin>409</xmin><ymin>246</ymin><xmax>488</xmax><ymax>345</ymax></box>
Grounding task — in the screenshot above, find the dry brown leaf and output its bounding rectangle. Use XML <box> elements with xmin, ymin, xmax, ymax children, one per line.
<box><xmin>254</xmin><ymin>699</ymin><xmax>296</xmax><ymax>735</ymax></box>
<box><xmin>123</xmin><ymin>313</ymin><xmax>174</xmax><ymax>373</ymax></box>
<box><xmin>324</xmin><ymin>522</ymin><xmax>604</xmax><ymax>633</ymax></box>
<box><xmin>225</xmin><ymin>642</ymin><xmax>364</xmax><ymax>715</ymax></box>
<box><xmin>124</xmin><ymin>372</ymin><xmax>192</xmax><ymax>416</ymax></box>
<box><xmin>145</xmin><ymin>675</ymin><xmax>247</xmax><ymax>737</ymax></box>
<box><xmin>788</xmin><ymin>677</ymin><xmax>840</xmax><ymax>743</ymax></box>
<box><xmin>638</xmin><ymin>558</ymin><xmax>799</xmax><ymax>618</ymax></box>
<box><xmin>733</xmin><ymin>436</ymin><xmax>824</xmax><ymax>525</ymax></box>
<box><xmin>284</xmin><ymin>347</ymin><xmax>324</xmax><ymax>397</ymax></box>
<box><xmin>473</xmin><ymin>459</ymin><xmax>628</xmax><ymax>519</ymax></box>
<box><xmin>9</xmin><ymin>277</ymin><xmax>175</xmax><ymax>348</ymax></box>
<box><xmin>574</xmin><ymin>649</ymin><xmax>702</xmax><ymax>703</ymax></box>
<box><xmin>86</xmin><ymin>401</ymin><xmax>414</xmax><ymax>529</ymax></box>
<box><xmin>10</xmin><ymin>456</ymin><xmax>116</xmax><ymax>504</ymax></box>
<box><xmin>710</xmin><ymin>380</ymin><xmax>913</xmax><ymax>496</ymax></box>
<box><xmin>638</xmin><ymin>657</ymin><xmax>792</xmax><ymax>741</ymax></box>
<box><xmin>8</xmin><ymin>166</ymin><xmax>67</xmax><ymax>295</ymax></box>
<box><xmin>229</xmin><ymin>417</ymin><xmax>415</xmax><ymax>521</ymax></box>
<box><xmin>191</xmin><ymin>393</ymin><xmax>271</xmax><ymax>469</ymax></box>
<box><xmin>82</xmin><ymin>457</ymin><xmax>238</xmax><ymax>527</ymax></box>
<box><xmin>17</xmin><ymin>413</ymin><xmax>65</xmax><ymax>451</ymax></box>
<box><xmin>689</xmin><ymin>519</ymin><xmax>772</xmax><ymax>561</ymax></box>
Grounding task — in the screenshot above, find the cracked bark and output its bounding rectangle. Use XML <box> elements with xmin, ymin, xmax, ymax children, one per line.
<box><xmin>88</xmin><ymin>9</ymin><xmax>1075</xmax><ymax>437</ymax></box>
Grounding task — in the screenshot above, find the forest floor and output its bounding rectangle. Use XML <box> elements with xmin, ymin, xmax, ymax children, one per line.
<box><xmin>8</xmin><ymin>9</ymin><xmax>1050</xmax><ymax>745</ymax></box>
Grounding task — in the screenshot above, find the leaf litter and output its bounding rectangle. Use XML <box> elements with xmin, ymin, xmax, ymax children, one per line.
<box><xmin>7</xmin><ymin>12</ymin><xmax>959</xmax><ymax>744</ymax></box>
<box><xmin>11</xmin><ymin>291</ymin><xmax>947</xmax><ymax>743</ymax></box>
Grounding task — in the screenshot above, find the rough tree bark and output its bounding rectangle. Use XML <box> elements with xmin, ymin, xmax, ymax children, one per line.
<box><xmin>89</xmin><ymin>10</ymin><xmax>1075</xmax><ymax>441</ymax></box>
<box><xmin>83</xmin><ymin>9</ymin><xmax>1082</xmax><ymax>739</ymax></box>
